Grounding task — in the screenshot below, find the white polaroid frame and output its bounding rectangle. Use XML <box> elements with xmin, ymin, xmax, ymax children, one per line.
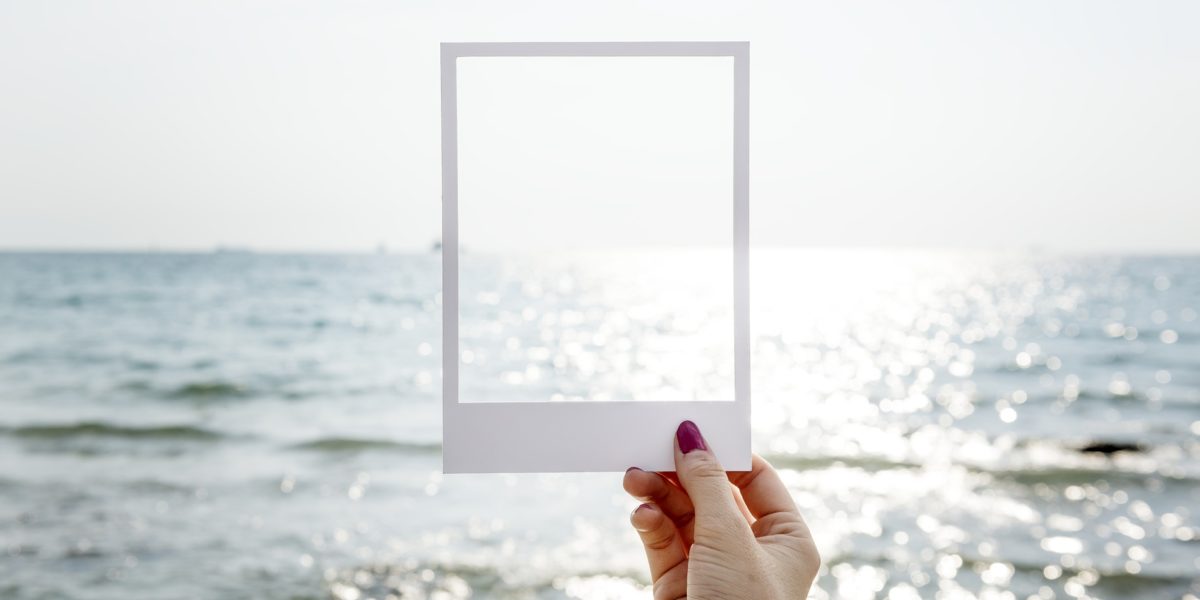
<box><xmin>441</xmin><ymin>41</ymin><xmax>750</xmax><ymax>473</ymax></box>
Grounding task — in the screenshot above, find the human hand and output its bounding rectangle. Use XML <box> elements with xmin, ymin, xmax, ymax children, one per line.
<box><xmin>623</xmin><ymin>421</ymin><xmax>820</xmax><ymax>599</ymax></box>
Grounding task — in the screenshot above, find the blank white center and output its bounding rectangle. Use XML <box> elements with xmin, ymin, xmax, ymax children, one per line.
<box><xmin>455</xmin><ymin>56</ymin><xmax>736</xmax><ymax>403</ymax></box>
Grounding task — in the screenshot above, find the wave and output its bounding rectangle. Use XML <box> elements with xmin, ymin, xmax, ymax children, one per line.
<box><xmin>122</xmin><ymin>478</ymin><xmax>197</xmax><ymax>493</ymax></box>
<box><xmin>114</xmin><ymin>379</ymin><xmax>253</xmax><ymax>401</ymax></box>
<box><xmin>4</xmin><ymin>421</ymin><xmax>223</xmax><ymax>441</ymax></box>
<box><xmin>1076</xmin><ymin>441</ymin><xmax>1144</xmax><ymax>455</ymax></box>
<box><xmin>761</xmin><ymin>453</ymin><xmax>924</xmax><ymax>472</ymax></box>
<box><xmin>290</xmin><ymin>437</ymin><xmax>441</xmax><ymax>454</ymax></box>
<box><xmin>167</xmin><ymin>381</ymin><xmax>247</xmax><ymax>399</ymax></box>
<box><xmin>824</xmin><ymin>549</ymin><xmax>1198</xmax><ymax>593</ymax></box>
<box><xmin>762</xmin><ymin>446</ymin><xmax>1200</xmax><ymax>484</ymax></box>
<box><xmin>369</xmin><ymin>291</ymin><xmax>425</xmax><ymax>307</ymax></box>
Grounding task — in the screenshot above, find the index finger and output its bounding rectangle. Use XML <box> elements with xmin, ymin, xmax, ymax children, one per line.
<box><xmin>725</xmin><ymin>453</ymin><xmax>799</xmax><ymax>520</ymax></box>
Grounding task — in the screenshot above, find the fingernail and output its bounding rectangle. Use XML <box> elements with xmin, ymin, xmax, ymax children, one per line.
<box><xmin>676</xmin><ymin>420</ymin><xmax>707</xmax><ymax>454</ymax></box>
<box><xmin>631</xmin><ymin>503</ymin><xmax>652</xmax><ymax>519</ymax></box>
<box><xmin>626</xmin><ymin>466</ymin><xmax>643</xmax><ymax>473</ymax></box>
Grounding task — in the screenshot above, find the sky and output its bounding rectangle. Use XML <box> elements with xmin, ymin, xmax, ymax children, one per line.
<box><xmin>1</xmin><ymin>0</ymin><xmax>1198</xmax><ymax>252</ymax></box>
<box><xmin>458</xmin><ymin>56</ymin><xmax>733</xmax><ymax>251</ymax></box>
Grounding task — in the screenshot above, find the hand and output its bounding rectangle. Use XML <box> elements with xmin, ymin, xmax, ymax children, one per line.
<box><xmin>623</xmin><ymin>421</ymin><xmax>820</xmax><ymax>599</ymax></box>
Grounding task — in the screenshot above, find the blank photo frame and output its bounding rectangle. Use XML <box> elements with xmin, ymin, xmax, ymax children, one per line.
<box><xmin>441</xmin><ymin>42</ymin><xmax>750</xmax><ymax>473</ymax></box>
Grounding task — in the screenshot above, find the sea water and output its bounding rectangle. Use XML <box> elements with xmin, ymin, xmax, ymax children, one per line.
<box><xmin>0</xmin><ymin>250</ymin><xmax>1196</xmax><ymax>599</ymax></box>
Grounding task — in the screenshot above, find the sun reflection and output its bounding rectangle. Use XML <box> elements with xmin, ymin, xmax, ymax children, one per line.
<box><xmin>459</xmin><ymin>250</ymin><xmax>736</xmax><ymax>402</ymax></box>
<box><xmin>740</xmin><ymin>251</ymin><xmax>1198</xmax><ymax>600</ymax></box>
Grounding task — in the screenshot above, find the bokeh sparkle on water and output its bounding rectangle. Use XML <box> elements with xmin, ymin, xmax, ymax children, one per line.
<box><xmin>0</xmin><ymin>250</ymin><xmax>1197</xmax><ymax>600</ymax></box>
<box><xmin>458</xmin><ymin>249</ymin><xmax>734</xmax><ymax>403</ymax></box>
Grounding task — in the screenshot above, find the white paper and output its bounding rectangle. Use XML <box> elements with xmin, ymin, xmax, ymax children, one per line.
<box><xmin>441</xmin><ymin>42</ymin><xmax>751</xmax><ymax>473</ymax></box>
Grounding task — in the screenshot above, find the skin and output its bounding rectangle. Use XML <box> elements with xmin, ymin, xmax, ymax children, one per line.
<box><xmin>623</xmin><ymin>424</ymin><xmax>821</xmax><ymax>599</ymax></box>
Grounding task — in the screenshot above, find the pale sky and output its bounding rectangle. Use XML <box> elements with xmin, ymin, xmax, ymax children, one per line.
<box><xmin>1</xmin><ymin>1</ymin><xmax>1198</xmax><ymax>252</ymax></box>
<box><xmin>458</xmin><ymin>56</ymin><xmax>733</xmax><ymax>251</ymax></box>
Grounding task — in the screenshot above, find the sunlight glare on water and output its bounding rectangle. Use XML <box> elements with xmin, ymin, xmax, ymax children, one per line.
<box><xmin>458</xmin><ymin>249</ymin><xmax>735</xmax><ymax>403</ymax></box>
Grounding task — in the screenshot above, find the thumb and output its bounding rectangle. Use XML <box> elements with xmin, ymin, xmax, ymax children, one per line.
<box><xmin>673</xmin><ymin>420</ymin><xmax>752</xmax><ymax>543</ymax></box>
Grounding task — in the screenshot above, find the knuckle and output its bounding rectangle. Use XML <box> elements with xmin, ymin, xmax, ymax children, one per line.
<box><xmin>807</xmin><ymin>542</ymin><xmax>822</xmax><ymax>576</ymax></box>
<box><xmin>693</xmin><ymin>518</ymin><xmax>748</xmax><ymax>547</ymax></box>
<box><xmin>643</xmin><ymin>529</ymin><xmax>676</xmax><ymax>551</ymax></box>
<box><xmin>651</xmin><ymin>583</ymin><xmax>667</xmax><ymax>600</ymax></box>
<box><xmin>652</xmin><ymin>578</ymin><xmax>685</xmax><ymax>600</ymax></box>
<box><xmin>671</xmin><ymin>509</ymin><xmax>695</xmax><ymax>531</ymax></box>
<box><xmin>684</xmin><ymin>455</ymin><xmax>726</xmax><ymax>480</ymax></box>
<box><xmin>789</xmin><ymin>538</ymin><xmax>821</xmax><ymax>582</ymax></box>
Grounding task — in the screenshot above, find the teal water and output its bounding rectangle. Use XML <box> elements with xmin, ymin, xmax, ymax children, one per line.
<box><xmin>0</xmin><ymin>250</ymin><xmax>1197</xmax><ymax>599</ymax></box>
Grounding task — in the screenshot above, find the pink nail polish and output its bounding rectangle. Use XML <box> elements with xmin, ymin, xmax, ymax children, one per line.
<box><xmin>676</xmin><ymin>420</ymin><xmax>707</xmax><ymax>454</ymax></box>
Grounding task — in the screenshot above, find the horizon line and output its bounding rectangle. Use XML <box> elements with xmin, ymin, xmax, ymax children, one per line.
<box><xmin>1</xmin><ymin>245</ymin><xmax>1198</xmax><ymax>257</ymax></box>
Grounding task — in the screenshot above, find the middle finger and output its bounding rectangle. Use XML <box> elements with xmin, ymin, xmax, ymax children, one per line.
<box><xmin>623</xmin><ymin>467</ymin><xmax>696</xmax><ymax>544</ymax></box>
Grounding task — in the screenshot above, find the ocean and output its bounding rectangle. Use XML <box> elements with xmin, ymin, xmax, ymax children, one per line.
<box><xmin>0</xmin><ymin>250</ymin><xmax>1196</xmax><ymax>599</ymax></box>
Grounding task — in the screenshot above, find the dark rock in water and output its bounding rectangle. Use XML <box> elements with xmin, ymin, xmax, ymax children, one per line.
<box><xmin>1078</xmin><ymin>441</ymin><xmax>1144</xmax><ymax>455</ymax></box>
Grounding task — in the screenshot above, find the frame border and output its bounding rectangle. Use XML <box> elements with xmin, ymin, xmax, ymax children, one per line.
<box><xmin>441</xmin><ymin>41</ymin><xmax>750</xmax><ymax>473</ymax></box>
